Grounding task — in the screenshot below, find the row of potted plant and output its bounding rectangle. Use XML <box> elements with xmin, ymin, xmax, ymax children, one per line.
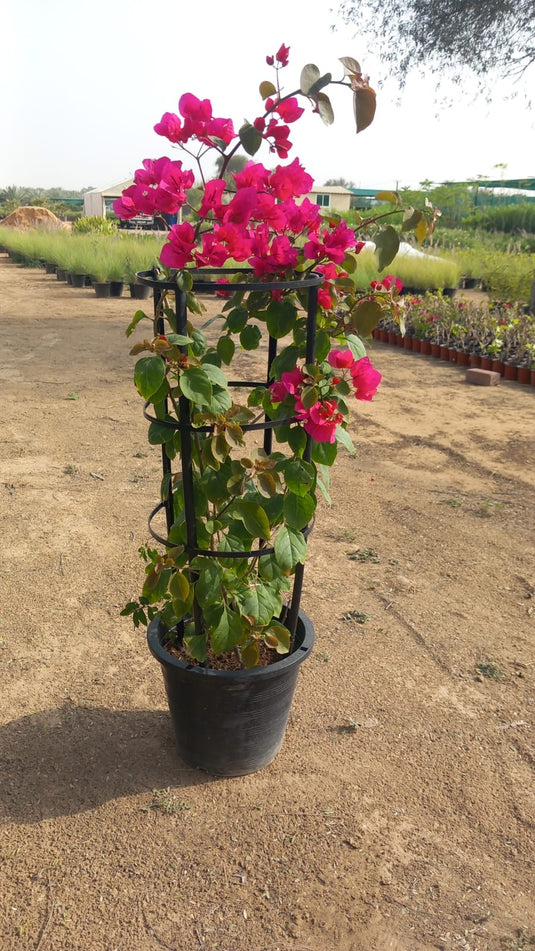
<box><xmin>0</xmin><ymin>228</ymin><xmax>162</xmax><ymax>295</ymax></box>
<box><xmin>375</xmin><ymin>291</ymin><xmax>535</xmax><ymax>381</ymax></box>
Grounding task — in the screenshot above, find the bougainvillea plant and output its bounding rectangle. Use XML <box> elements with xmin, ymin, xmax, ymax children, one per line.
<box><xmin>119</xmin><ymin>45</ymin><xmax>436</xmax><ymax>667</ymax></box>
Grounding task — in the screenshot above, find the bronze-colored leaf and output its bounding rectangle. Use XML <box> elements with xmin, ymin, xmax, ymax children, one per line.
<box><xmin>259</xmin><ymin>80</ymin><xmax>276</xmax><ymax>100</ymax></box>
<box><xmin>316</xmin><ymin>91</ymin><xmax>334</xmax><ymax>126</ymax></box>
<box><xmin>375</xmin><ymin>190</ymin><xmax>400</xmax><ymax>205</ymax></box>
<box><xmin>354</xmin><ymin>87</ymin><xmax>376</xmax><ymax>133</ymax></box>
<box><xmin>300</xmin><ymin>63</ymin><xmax>321</xmax><ymax>95</ymax></box>
<box><xmin>339</xmin><ymin>56</ymin><xmax>361</xmax><ymax>75</ymax></box>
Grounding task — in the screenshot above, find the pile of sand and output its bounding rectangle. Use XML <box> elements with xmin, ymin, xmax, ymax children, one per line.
<box><xmin>0</xmin><ymin>206</ymin><xmax>68</xmax><ymax>231</ymax></box>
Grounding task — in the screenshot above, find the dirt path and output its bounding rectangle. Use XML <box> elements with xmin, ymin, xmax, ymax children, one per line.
<box><xmin>1</xmin><ymin>256</ymin><xmax>534</xmax><ymax>951</ymax></box>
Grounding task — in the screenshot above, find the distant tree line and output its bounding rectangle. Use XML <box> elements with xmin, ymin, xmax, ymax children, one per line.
<box><xmin>0</xmin><ymin>185</ymin><xmax>93</xmax><ymax>221</ymax></box>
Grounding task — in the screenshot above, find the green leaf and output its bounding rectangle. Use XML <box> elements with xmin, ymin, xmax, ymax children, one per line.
<box><xmin>283</xmin><ymin>492</ymin><xmax>315</xmax><ymax>530</ymax></box>
<box><xmin>226</xmin><ymin>306</ymin><xmax>249</xmax><ymax>332</ymax></box>
<box><xmin>180</xmin><ymin>367</ymin><xmax>212</xmax><ymax>406</ymax></box>
<box><xmin>126</xmin><ymin>309</ymin><xmax>149</xmax><ymax>338</ymax></box>
<box><xmin>169</xmin><ymin>571</ymin><xmax>189</xmax><ymax>602</ymax></box>
<box><xmin>300</xmin><ymin>384</ymin><xmax>319</xmax><ymax>410</ymax></box>
<box><xmin>349</xmin><ymin>299</ymin><xmax>383</xmax><ymax>336</ymax></box>
<box><xmin>200</xmin><ymin>362</ymin><xmax>228</xmax><ymax>388</ymax></box>
<box><xmin>166</xmin><ymin>333</ymin><xmax>192</xmax><ymax>346</ymax></box>
<box><xmin>211</xmin><ymin>607</ymin><xmax>249</xmax><ymax>654</ymax></box>
<box><xmin>264</xmin><ymin>621</ymin><xmax>291</xmax><ymax>654</ymax></box>
<box><xmin>183</xmin><ymin>633</ymin><xmax>206</xmax><ymax>663</ymax></box>
<box><xmin>311</xmin><ymin>441</ymin><xmax>337</xmax><ymax>466</ymax></box>
<box><xmin>239</xmin><ymin>584</ymin><xmax>282</xmax><ymax>626</ymax></box>
<box><xmin>217</xmin><ymin>335</ymin><xmax>235</xmax><ymax>365</ymax></box>
<box><xmin>401</xmin><ymin>207</ymin><xmax>424</xmax><ymax>231</ymax></box>
<box><xmin>274</xmin><ymin>526</ymin><xmax>307</xmax><ymax>571</ymax></box>
<box><xmin>287</xmin><ymin>426</ymin><xmax>307</xmax><ymax>456</ymax></box>
<box><xmin>336</xmin><ymin>425</ymin><xmax>355</xmax><ymax>453</ymax></box>
<box><xmin>374</xmin><ymin>226</ymin><xmax>400</xmax><ymax>271</ymax></box>
<box><xmin>240</xmin><ymin>325</ymin><xmax>262</xmax><ymax>350</ymax></box>
<box><xmin>241</xmin><ymin>640</ymin><xmax>260</xmax><ymax>668</ymax></box>
<box><xmin>315</xmin><ymin>330</ymin><xmax>331</xmax><ymax>363</ymax></box>
<box><xmin>257</xmin><ymin>471</ymin><xmax>278</xmax><ymax>498</ymax></box>
<box><xmin>195</xmin><ymin>561</ymin><xmax>223</xmax><ymax>608</ymax></box>
<box><xmin>239</xmin><ymin>122</ymin><xmax>263</xmax><ymax>156</ymax></box>
<box><xmin>176</xmin><ymin>270</ymin><xmax>194</xmax><ymax>292</ymax></box>
<box><xmin>345</xmin><ymin>334</ymin><xmax>367</xmax><ymax>360</ymax></box>
<box><xmin>280</xmin><ymin>458</ymin><xmax>315</xmax><ymax>496</ymax></box>
<box><xmin>148</xmin><ymin>420</ymin><xmax>175</xmax><ymax>445</ymax></box>
<box><xmin>266</xmin><ymin>298</ymin><xmax>298</xmax><ymax>339</ymax></box>
<box><xmin>233</xmin><ymin>500</ymin><xmax>271</xmax><ymax>541</ymax></box>
<box><xmin>134</xmin><ymin>357</ymin><xmax>166</xmax><ymax>400</ymax></box>
<box><xmin>300</xmin><ymin>63</ymin><xmax>321</xmax><ymax>95</ymax></box>
<box><xmin>270</xmin><ymin>345</ymin><xmax>300</xmax><ymax>378</ymax></box>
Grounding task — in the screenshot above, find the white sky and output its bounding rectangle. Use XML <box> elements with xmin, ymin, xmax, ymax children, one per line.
<box><xmin>2</xmin><ymin>0</ymin><xmax>534</xmax><ymax>193</ymax></box>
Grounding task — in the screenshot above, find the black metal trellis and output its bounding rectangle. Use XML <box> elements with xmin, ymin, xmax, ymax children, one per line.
<box><xmin>136</xmin><ymin>268</ymin><xmax>321</xmax><ymax>642</ymax></box>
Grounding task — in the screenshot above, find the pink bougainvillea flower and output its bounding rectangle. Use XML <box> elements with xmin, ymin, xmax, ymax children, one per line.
<box><xmin>269</xmin><ymin>367</ymin><xmax>305</xmax><ymax>403</ymax></box>
<box><xmin>275</xmin><ymin>43</ymin><xmax>290</xmax><ymax>66</ymax></box>
<box><xmin>214</xmin><ymin>277</ymin><xmax>231</xmax><ymax>298</ymax></box>
<box><xmin>350</xmin><ymin>356</ymin><xmax>382</xmax><ymax>401</ymax></box>
<box><xmin>281</xmin><ymin>197</ymin><xmax>322</xmax><ymax>235</ymax></box>
<box><xmin>154</xmin><ymin>112</ymin><xmax>184</xmax><ymax>143</ymax></box>
<box><xmin>304</xmin><ymin>220</ymin><xmax>356</xmax><ymax>264</ymax></box>
<box><xmin>295</xmin><ymin>398</ymin><xmax>343</xmax><ymax>443</ymax></box>
<box><xmin>134</xmin><ymin>157</ymin><xmax>172</xmax><ymax>187</ymax></box>
<box><xmin>211</xmin><ymin>223</ymin><xmax>252</xmax><ymax>262</ymax></box>
<box><xmin>179</xmin><ymin>92</ymin><xmax>212</xmax><ymax>124</ymax></box>
<box><xmin>194</xmin><ymin>233</ymin><xmax>230</xmax><ymax>268</ymax></box>
<box><xmin>328</xmin><ymin>348</ymin><xmax>355</xmax><ymax>370</ymax></box>
<box><xmin>265</xmin><ymin>44</ymin><xmax>290</xmax><ymax>67</ymax></box>
<box><xmin>113</xmin><ymin>186</ymin><xmax>139</xmax><ymax>219</ymax></box>
<box><xmin>223</xmin><ymin>187</ymin><xmax>259</xmax><ymax>226</ymax></box>
<box><xmin>159</xmin><ymin>222</ymin><xmax>196</xmax><ymax>270</ymax></box>
<box><xmin>197</xmin><ymin>178</ymin><xmax>226</xmax><ymax>220</ymax></box>
<box><xmin>381</xmin><ymin>275</ymin><xmax>403</xmax><ymax>293</ymax></box>
<box><xmin>160</xmin><ymin>162</ymin><xmax>195</xmax><ymax>208</ymax></box>
<box><xmin>269</xmin><ymin>158</ymin><xmax>313</xmax><ymax>201</ymax></box>
<box><xmin>371</xmin><ymin>275</ymin><xmax>403</xmax><ymax>293</ymax></box>
<box><xmin>206</xmin><ymin>115</ymin><xmax>236</xmax><ymax>145</ymax></box>
<box><xmin>263</xmin><ymin>118</ymin><xmax>292</xmax><ymax>158</ymax></box>
<box><xmin>255</xmin><ymin>193</ymin><xmax>288</xmax><ymax>231</ymax></box>
<box><xmin>265</xmin><ymin>97</ymin><xmax>304</xmax><ymax>124</ymax></box>
<box><xmin>249</xmin><ymin>229</ymin><xmax>298</xmax><ymax>276</ymax></box>
<box><xmin>233</xmin><ymin>162</ymin><xmax>270</xmax><ymax>191</ymax></box>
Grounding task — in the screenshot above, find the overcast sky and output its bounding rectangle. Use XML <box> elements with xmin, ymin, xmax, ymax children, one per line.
<box><xmin>2</xmin><ymin>0</ymin><xmax>534</xmax><ymax>193</ymax></box>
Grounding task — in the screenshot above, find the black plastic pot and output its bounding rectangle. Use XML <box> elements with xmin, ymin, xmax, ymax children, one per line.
<box><xmin>70</xmin><ymin>273</ymin><xmax>86</xmax><ymax>288</ymax></box>
<box><xmin>93</xmin><ymin>282</ymin><xmax>111</xmax><ymax>298</ymax></box>
<box><xmin>110</xmin><ymin>281</ymin><xmax>124</xmax><ymax>297</ymax></box>
<box><xmin>147</xmin><ymin>610</ymin><xmax>315</xmax><ymax>776</ymax></box>
<box><xmin>129</xmin><ymin>282</ymin><xmax>151</xmax><ymax>299</ymax></box>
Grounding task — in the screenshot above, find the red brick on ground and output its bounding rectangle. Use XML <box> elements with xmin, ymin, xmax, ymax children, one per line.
<box><xmin>465</xmin><ymin>368</ymin><xmax>501</xmax><ymax>386</ymax></box>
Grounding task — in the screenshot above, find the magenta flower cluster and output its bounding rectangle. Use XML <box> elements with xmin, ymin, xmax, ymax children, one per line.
<box><xmin>113</xmin><ymin>48</ymin><xmax>363</xmax><ymax>300</ymax></box>
<box><xmin>269</xmin><ymin>350</ymin><xmax>382</xmax><ymax>443</ymax></box>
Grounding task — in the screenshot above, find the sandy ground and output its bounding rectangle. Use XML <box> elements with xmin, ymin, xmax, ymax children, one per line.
<box><xmin>0</xmin><ymin>256</ymin><xmax>534</xmax><ymax>951</ymax></box>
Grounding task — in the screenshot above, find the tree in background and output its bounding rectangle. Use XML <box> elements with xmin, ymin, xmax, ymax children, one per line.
<box><xmin>324</xmin><ymin>177</ymin><xmax>355</xmax><ymax>189</ymax></box>
<box><xmin>337</xmin><ymin>0</ymin><xmax>535</xmax><ymax>84</ymax></box>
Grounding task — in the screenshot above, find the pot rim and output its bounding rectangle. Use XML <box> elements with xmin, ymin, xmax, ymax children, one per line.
<box><xmin>147</xmin><ymin>609</ymin><xmax>315</xmax><ymax>680</ymax></box>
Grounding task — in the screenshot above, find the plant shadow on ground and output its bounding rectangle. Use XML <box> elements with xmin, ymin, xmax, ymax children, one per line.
<box><xmin>0</xmin><ymin>705</ymin><xmax>213</xmax><ymax>823</ymax></box>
